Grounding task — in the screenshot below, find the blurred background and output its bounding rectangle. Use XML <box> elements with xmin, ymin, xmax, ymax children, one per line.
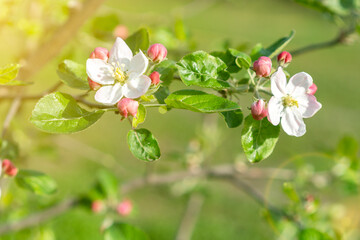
<box><xmin>0</xmin><ymin>0</ymin><xmax>359</xmax><ymax>239</ymax></box>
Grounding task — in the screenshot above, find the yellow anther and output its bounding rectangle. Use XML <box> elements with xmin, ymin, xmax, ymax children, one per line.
<box><xmin>282</xmin><ymin>95</ymin><xmax>299</xmax><ymax>108</ymax></box>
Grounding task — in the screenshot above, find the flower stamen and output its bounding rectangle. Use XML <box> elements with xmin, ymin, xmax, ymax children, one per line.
<box><xmin>282</xmin><ymin>95</ymin><xmax>298</xmax><ymax>108</ymax></box>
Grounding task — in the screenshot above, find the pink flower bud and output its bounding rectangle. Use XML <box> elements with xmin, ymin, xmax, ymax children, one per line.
<box><xmin>116</xmin><ymin>199</ymin><xmax>133</xmax><ymax>216</ymax></box>
<box><xmin>88</xmin><ymin>77</ymin><xmax>102</xmax><ymax>91</ymax></box>
<box><xmin>277</xmin><ymin>51</ymin><xmax>292</xmax><ymax>66</ymax></box>
<box><xmin>253</xmin><ymin>56</ymin><xmax>272</xmax><ymax>77</ymax></box>
<box><xmin>307</xmin><ymin>83</ymin><xmax>317</xmax><ymax>95</ymax></box>
<box><xmin>147</xmin><ymin>44</ymin><xmax>167</xmax><ymax>62</ymax></box>
<box><xmin>2</xmin><ymin>159</ymin><xmax>18</xmax><ymax>177</ymax></box>
<box><xmin>91</xmin><ymin>200</ymin><xmax>104</xmax><ymax>213</ymax></box>
<box><xmin>89</xmin><ymin>47</ymin><xmax>109</xmax><ymax>61</ymax></box>
<box><xmin>117</xmin><ymin>98</ymin><xmax>139</xmax><ymax>118</ymax></box>
<box><xmin>251</xmin><ymin>99</ymin><xmax>267</xmax><ymax>120</ymax></box>
<box><xmin>149</xmin><ymin>71</ymin><xmax>161</xmax><ymax>85</ymax></box>
<box><xmin>113</xmin><ymin>25</ymin><xmax>129</xmax><ymax>39</ymax></box>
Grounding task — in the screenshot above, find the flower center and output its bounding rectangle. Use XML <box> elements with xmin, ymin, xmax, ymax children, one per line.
<box><xmin>282</xmin><ymin>95</ymin><xmax>298</xmax><ymax>108</ymax></box>
<box><xmin>111</xmin><ymin>62</ymin><xmax>128</xmax><ymax>85</ymax></box>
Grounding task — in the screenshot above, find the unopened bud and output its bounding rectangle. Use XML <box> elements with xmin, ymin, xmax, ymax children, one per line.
<box><xmin>117</xmin><ymin>98</ymin><xmax>139</xmax><ymax>118</ymax></box>
<box><xmin>147</xmin><ymin>44</ymin><xmax>167</xmax><ymax>62</ymax></box>
<box><xmin>91</xmin><ymin>200</ymin><xmax>104</xmax><ymax>213</ymax></box>
<box><xmin>2</xmin><ymin>159</ymin><xmax>18</xmax><ymax>177</ymax></box>
<box><xmin>88</xmin><ymin>78</ymin><xmax>102</xmax><ymax>91</ymax></box>
<box><xmin>116</xmin><ymin>199</ymin><xmax>133</xmax><ymax>216</ymax></box>
<box><xmin>113</xmin><ymin>25</ymin><xmax>129</xmax><ymax>39</ymax></box>
<box><xmin>89</xmin><ymin>47</ymin><xmax>109</xmax><ymax>61</ymax></box>
<box><xmin>277</xmin><ymin>51</ymin><xmax>292</xmax><ymax>67</ymax></box>
<box><xmin>253</xmin><ymin>56</ymin><xmax>272</xmax><ymax>77</ymax></box>
<box><xmin>149</xmin><ymin>71</ymin><xmax>161</xmax><ymax>85</ymax></box>
<box><xmin>307</xmin><ymin>83</ymin><xmax>317</xmax><ymax>95</ymax></box>
<box><xmin>251</xmin><ymin>99</ymin><xmax>267</xmax><ymax>120</ymax></box>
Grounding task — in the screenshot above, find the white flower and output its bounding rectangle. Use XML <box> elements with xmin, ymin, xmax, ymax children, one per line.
<box><xmin>267</xmin><ymin>67</ymin><xmax>322</xmax><ymax>137</ymax></box>
<box><xmin>86</xmin><ymin>37</ymin><xmax>151</xmax><ymax>105</ymax></box>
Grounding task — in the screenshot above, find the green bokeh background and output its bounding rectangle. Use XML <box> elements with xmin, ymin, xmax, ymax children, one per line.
<box><xmin>0</xmin><ymin>0</ymin><xmax>359</xmax><ymax>239</ymax></box>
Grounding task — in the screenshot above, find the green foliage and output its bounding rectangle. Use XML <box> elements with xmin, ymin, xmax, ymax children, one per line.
<box><xmin>132</xmin><ymin>104</ymin><xmax>146</xmax><ymax>128</ymax></box>
<box><xmin>165</xmin><ymin>89</ymin><xmax>240</xmax><ymax>113</ymax></box>
<box><xmin>104</xmin><ymin>223</ymin><xmax>150</xmax><ymax>240</ymax></box>
<box><xmin>152</xmin><ymin>60</ymin><xmax>177</xmax><ymax>86</ymax></box>
<box><xmin>294</xmin><ymin>0</ymin><xmax>352</xmax><ymax>16</ymax></box>
<box><xmin>125</xmin><ymin>28</ymin><xmax>150</xmax><ymax>53</ymax></box>
<box><xmin>0</xmin><ymin>63</ymin><xmax>26</xmax><ymax>85</ymax></box>
<box><xmin>241</xmin><ymin>115</ymin><xmax>280</xmax><ymax>163</ymax></box>
<box><xmin>220</xmin><ymin>109</ymin><xmax>244</xmax><ymax>128</ymax></box>
<box><xmin>283</xmin><ymin>182</ymin><xmax>300</xmax><ymax>203</ymax></box>
<box><xmin>91</xmin><ymin>14</ymin><xmax>120</xmax><ymax>40</ymax></box>
<box><xmin>211</xmin><ymin>49</ymin><xmax>251</xmax><ymax>73</ymax></box>
<box><xmin>251</xmin><ymin>30</ymin><xmax>295</xmax><ymax>59</ymax></box>
<box><xmin>15</xmin><ymin>170</ymin><xmax>57</xmax><ymax>195</ymax></box>
<box><xmin>176</xmin><ymin>51</ymin><xmax>230</xmax><ymax>90</ymax></box>
<box><xmin>96</xmin><ymin>170</ymin><xmax>118</xmax><ymax>200</ymax></box>
<box><xmin>336</xmin><ymin>135</ymin><xmax>358</xmax><ymax>159</ymax></box>
<box><xmin>154</xmin><ymin>86</ymin><xmax>170</xmax><ymax>104</ymax></box>
<box><xmin>31</xmin><ymin>92</ymin><xmax>104</xmax><ymax>134</ymax></box>
<box><xmin>299</xmin><ymin>229</ymin><xmax>332</xmax><ymax>240</ymax></box>
<box><xmin>127</xmin><ymin>128</ymin><xmax>161</xmax><ymax>162</ymax></box>
<box><xmin>57</xmin><ymin>60</ymin><xmax>89</xmax><ymax>90</ymax></box>
<box><xmin>0</xmin><ymin>140</ymin><xmax>19</xmax><ymax>160</ymax></box>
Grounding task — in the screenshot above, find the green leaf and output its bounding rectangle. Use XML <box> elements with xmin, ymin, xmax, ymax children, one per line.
<box><xmin>283</xmin><ymin>182</ymin><xmax>300</xmax><ymax>203</ymax></box>
<box><xmin>165</xmin><ymin>89</ymin><xmax>240</xmax><ymax>113</ymax></box>
<box><xmin>299</xmin><ymin>229</ymin><xmax>333</xmax><ymax>240</ymax></box>
<box><xmin>220</xmin><ymin>109</ymin><xmax>243</xmax><ymax>128</ymax></box>
<box><xmin>132</xmin><ymin>104</ymin><xmax>146</xmax><ymax>128</ymax></box>
<box><xmin>228</xmin><ymin>49</ymin><xmax>252</xmax><ymax>69</ymax></box>
<box><xmin>57</xmin><ymin>60</ymin><xmax>89</xmax><ymax>90</ymax></box>
<box><xmin>294</xmin><ymin>0</ymin><xmax>349</xmax><ymax>16</ymax></box>
<box><xmin>241</xmin><ymin>115</ymin><xmax>280</xmax><ymax>163</ymax></box>
<box><xmin>154</xmin><ymin>86</ymin><xmax>170</xmax><ymax>104</ymax></box>
<box><xmin>0</xmin><ymin>140</ymin><xmax>19</xmax><ymax>160</ymax></box>
<box><xmin>31</xmin><ymin>92</ymin><xmax>104</xmax><ymax>134</ymax></box>
<box><xmin>125</xmin><ymin>28</ymin><xmax>150</xmax><ymax>53</ymax></box>
<box><xmin>251</xmin><ymin>31</ymin><xmax>295</xmax><ymax>59</ymax></box>
<box><xmin>0</xmin><ymin>64</ymin><xmax>21</xmax><ymax>85</ymax></box>
<box><xmin>127</xmin><ymin>128</ymin><xmax>161</xmax><ymax>162</ymax></box>
<box><xmin>15</xmin><ymin>170</ymin><xmax>57</xmax><ymax>195</ymax></box>
<box><xmin>337</xmin><ymin>135</ymin><xmax>358</xmax><ymax>159</ymax></box>
<box><xmin>97</xmin><ymin>169</ymin><xmax>118</xmax><ymax>200</ymax></box>
<box><xmin>105</xmin><ymin>223</ymin><xmax>149</xmax><ymax>240</ymax></box>
<box><xmin>153</xmin><ymin>60</ymin><xmax>177</xmax><ymax>86</ymax></box>
<box><xmin>176</xmin><ymin>51</ymin><xmax>230</xmax><ymax>90</ymax></box>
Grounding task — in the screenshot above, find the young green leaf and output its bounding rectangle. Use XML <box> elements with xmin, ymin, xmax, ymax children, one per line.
<box><xmin>125</xmin><ymin>28</ymin><xmax>150</xmax><ymax>53</ymax></box>
<box><xmin>220</xmin><ymin>109</ymin><xmax>244</xmax><ymax>128</ymax></box>
<box><xmin>57</xmin><ymin>60</ymin><xmax>89</xmax><ymax>90</ymax></box>
<box><xmin>127</xmin><ymin>128</ymin><xmax>161</xmax><ymax>162</ymax></box>
<box><xmin>228</xmin><ymin>49</ymin><xmax>252</xmax><ymax>69</ymax></box>
<box><xmin>154</xmin><ymin>86</ymin><xmax>170</xmax><ymax>104</ymax></box>
<box><xmin>165</xmin><ymin>89</ymin><xmax>240</xmax><ymax>113</ymax></box>
<box><xmin>97</xmin><ymin>169</ymin><xmax>118</xmax><ymax>200</ymax></box>
<box><xmin>0</xmin><ymin>64</ymin><xmax>21</xmax><ymax>85</ymax></box>
<box><xmin>104</xmin><ymin>223</ymin><xmax>150</xmax><ymax>240</ymax></box>
<box><xmin>15</xmin><ymin>170</ymin><xmax>57</xmax><ymax>195</ymax></box>
<box><xmin>31</xmin><ymin>92</ymin><xmax>104</xmax><ymax>134</ymax></box>
<box><xmin>241</xmin><ymin>115</ymin><xmax>280</xmax><ymax>163</ymax></box>
<box><xmin>132</xmin><ymin>104</ymin><xmax>146</xmax><ymax>128</ymax></box>
<box><xmin>176</xmin><ymin>51</ymin><xmax>230</xmax><ymax>90</ymax></box>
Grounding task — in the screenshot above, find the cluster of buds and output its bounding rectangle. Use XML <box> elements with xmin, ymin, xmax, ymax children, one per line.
<box><xmin>91</xmin><ymin>199</ymin><xmax>133</xmax><ymax>217</ymax></box>
<box><xmin>1</xmin><ymin>159</ymin><xmax>18</xmax><ymax>177</ymax></box>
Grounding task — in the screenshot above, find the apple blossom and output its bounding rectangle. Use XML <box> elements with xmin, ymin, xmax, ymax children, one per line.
<box><xmin>277</xmin><ymin>51</ymin><xmax>292</xmax><ymax>67</ymax></box>
<box><xmin>116</xmin><ymin>199</ymin><xmax>133</xmax><ymax>216</ymax></box>
<box><xmin>251</xmin><ymin>99</ymin><xmax>268</xmax><ymax>120</ymax></box>
<box><xmin>149</xmin><ymin>71</ymin><xmax>161</xmax><ymax>85</ymax></box>
<box><xmin>147</xmin><ymin>43</ymin><xmax>167</xmax><ymax>62</ymax></box>
<box><xmin>88</xmin><ymin>47</ymin><xmax>110</xmax><ymax>91</ymax></box>
<box><xmin>253</xmin><ymin>56</ymin><xmax>272</xmax><ymax>77</ymax></box>
<box><xmin>307</xmin><ymin>83</ymin><xmax>318</xmax><ymax>95</ymax></box>
<box><xmin>86</xmin><ymin>37</ymin><xmax>151</xmax><ymax>105</ymax></box>
<box><xmin>117</xmin><ymin>98</ymin><xmax>139</xmax><ymax>118</ymax></box>
<box><xmin>267</xmin><ymin>67</ymin><xmax>322</xmax><ymax>137</ymax></box>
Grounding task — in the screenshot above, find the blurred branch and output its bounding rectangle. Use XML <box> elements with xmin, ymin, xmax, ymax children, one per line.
<box><xmin>0</xmin><ymin>164</ymin><xmax>294</xmax><ymax>235</ymax></box>
<box><xmin>175</xmin><ymin>194</ymin><xmax>204</xmax><ymax>240</ymax></box>
<box><xmin>291</xmin><ymin>27</ymin><xmax>356</xmax><ymax>56</ymax></box>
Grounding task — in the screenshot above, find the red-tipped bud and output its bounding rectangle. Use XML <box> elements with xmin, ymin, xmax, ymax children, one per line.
<box><xmin>116</xmin><ymin>199</ymin><xmax>133</xmax><ymax>216</ymax></box>
<box><xmin>251</xmin><ymin>99</ymin><xmax>267</xmax><ymax>120</ymax></box>
<box><xmin>2</xmin><ymin>159</ymin><xmax>18</xmax><ymax>177</ymax></box>
<box><xmin>113</xmin><ymin>25</ymin><xmax>129</xmax><ymax>39</ymax></box>
<box><xmin>149</xmin><ymin>71</ymin><xmax>161</xmax><ymax>85</ymax></box>
<box><xmin>147</xmin><ymin>44</ymin><xmax>167</xmax><ymax>62</ymax></box>
<box><xmin>117</xmin><ymin>98</ymin><xmax>139</xmax><ymax>118</ymax></box>
<box><xmin>87</xmin><ymin>78</ymin><xmax>102</xmax><ymax>91</ymax></box>
<box><xmin>253</xmin><ymin>56</ymin><xmax>272</xmax><ymax>77</ymax></box>
<box><xmin>307</xmin><ymin>83</ymin><xmax>317</xmax><ymax>95</ymax></box>
<box><xmin>89</xmin><ymin>47</ymin><xmax>109</xmax><ymax>61</ymax></box>
<box><xmin>91</xmin><ymin>200</ymin><xmax>104</xmax><ymax>213</ymax></box>
<box><xmin>277</xmin><ymin>51</ymin><xmax>292</xmax><ymax>67</ymax></box>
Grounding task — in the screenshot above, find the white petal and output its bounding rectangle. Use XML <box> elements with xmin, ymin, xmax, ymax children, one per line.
<box><xmin>270</xmin><ymin>67</ymin><xmax>287</xmax><ymax>98</ymax></box>
<box><xmin>86</xmin><ymin>59</ymin><xmax>114</xmax><ymax>85</ymax></box>
<box><xmin>286</xmin><ymin>72</ymin><xmax>313</xmax><ymax>97</ymax></box>
<box><xmin>109</xmin><ymin>37</ymin><xmax>133</xmax><ymax>65</ymax></box>
<box><xmin>123</xmin><ymin>75</ymin><xmax>151</xmax><ymax>99</ymax></box>
<box><xmin>267</xmin><ymin>97</ymin><xmax>283</xmax><ymax>126</ymax></box>
<box><xmin>128</xmin><ymin>51</ymin><xmax>148</xmax><ymax>76</ymax></box>
<box><xmin>95</xmin><ymin>83</ymin><xmax>123</xmax><ymax>105</ymax></box>
<box><xmin>281</xmin><ymin>108</ymin><xmax>306</xmax><ymax>137</ymax></box>
<box><xmin>297</xmin><ymin>94</ymin><xmax>322</xmax><ymax>118</ymax></box>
